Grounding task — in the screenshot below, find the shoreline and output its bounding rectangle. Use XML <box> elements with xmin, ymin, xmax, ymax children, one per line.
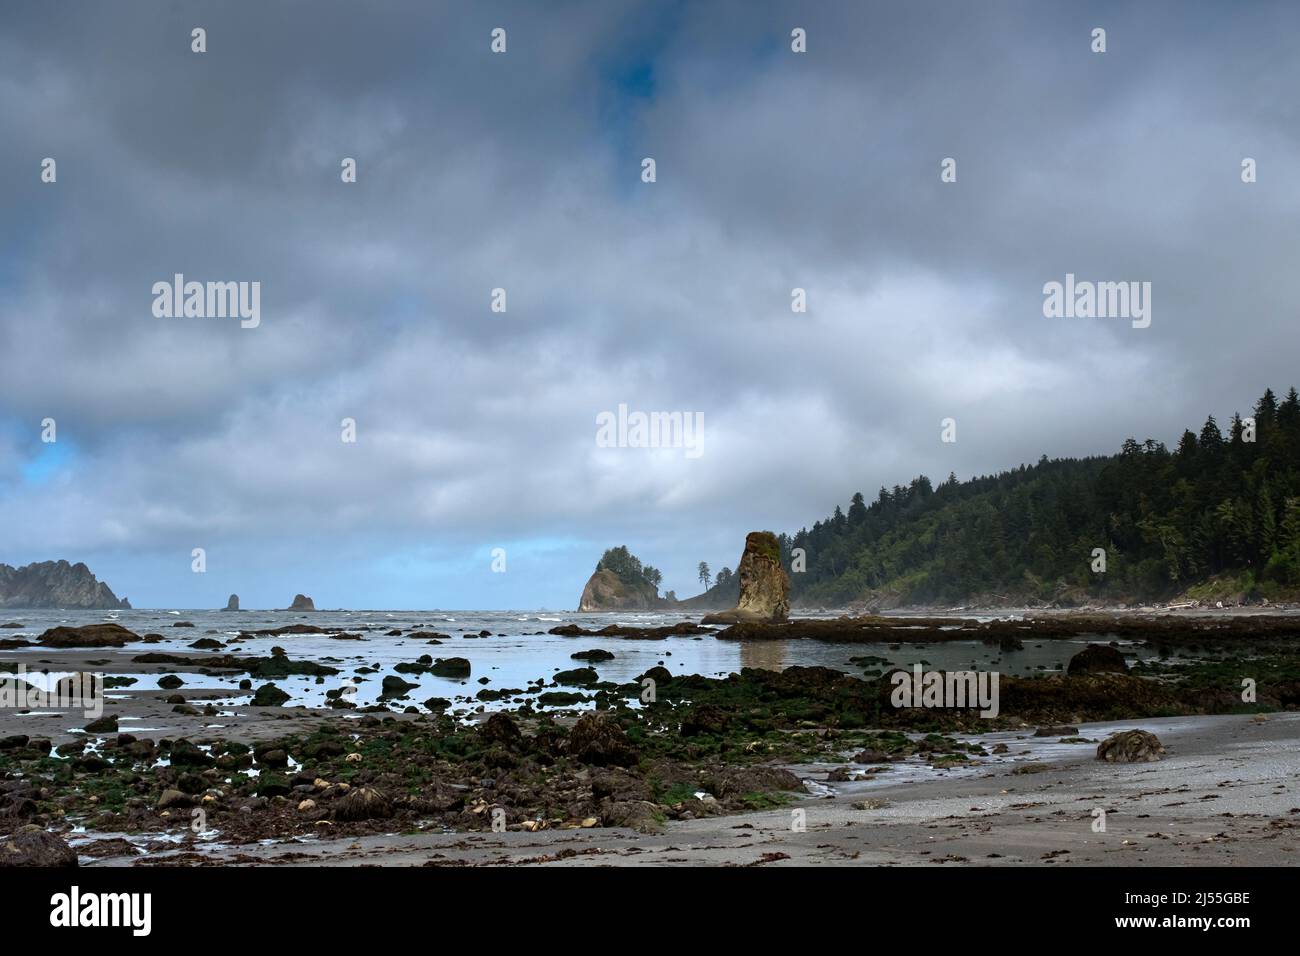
<box><xmin>68</xmin><ymin>711</ymin><xmax>1300</xmax><ymax>867</ymax></box>
<box><xmin>3</xmin><ymin>610</ymin><xmax>1298</xmax><ymax>868</ymax></box>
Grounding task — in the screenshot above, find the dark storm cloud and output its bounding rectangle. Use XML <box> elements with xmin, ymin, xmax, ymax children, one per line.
<box><xmin>1</xmin><ymin>0</ymin><xmax>1296</xmax><ymax>607</ymax></box>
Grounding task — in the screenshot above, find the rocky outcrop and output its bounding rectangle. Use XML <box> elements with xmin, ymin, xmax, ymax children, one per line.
<box><xmin>701</xmin><ymin>532</ymin><xmax>789</xmax><ymax>624</ymax></box>
<box><xmin>578</xmin><ymin>568</ymin><xmax>660</xmax><ymax>611</ymax></box>
<box><xmin>285</xmin><ymin>594</ymin><xmax>316</xmax><ymax>611</ymax></box>
<box><xmin>222</xmin><ymin>594</ymin><xmax>240</xmax><ymax>611</ymax></box>
<box><xmin>0</xmin><ymin>560</ymin><xmax>130</xmax><ymax>610</ymax></box>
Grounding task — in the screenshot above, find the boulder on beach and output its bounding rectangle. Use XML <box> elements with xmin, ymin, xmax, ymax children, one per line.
<box><xmin>83</xmin><ymin>714</ymin><xmax>118</xmax><ymax>734</ymax></box>
<box><xmin>334</xmin><ymin>786</ymin><xmax>393</xmax><ymax>821</ymax></box>
<box><xmin>251</xmin><ymin>684</ymin><xmax>291</xmax><ymax>707</ymax></box>
<box><xmin>700</xmin><ymin>531</ymin><xmax>790</xmax><ymax>624</ymax></box>
<box><xmin>222</xmin><ymin>593</ymin><xmax>240</xmax><ymax>611</ymax></box>
<box><xmin>37</xmin><ymin>622</ymin><xmax>139</xmax><ymax>648</ymax></box>
<box><xmin>285</xmin><ymin>594</ymin><xmax>316</xmax><ymax>611</ymax></box>
<box><xmin>1097</xmin><ymin>729</ymin><xmax>1165</xmax><ymax>763</ymax></box>
<box><xmin>1067</xmin><ymin>644</ymin><xmax>1129</xmax><ymax>675</ymax></box>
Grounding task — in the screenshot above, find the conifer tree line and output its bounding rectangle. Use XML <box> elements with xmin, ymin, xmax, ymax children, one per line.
<box><xmin>596</xmin><ymin>545</ymin><xmax>662</xmax><ymax>590</ymax></box>
<box><xmin>779</xmin><ymin>388</ymin><xmax>1300</xmax><ymax>605</ymax></box>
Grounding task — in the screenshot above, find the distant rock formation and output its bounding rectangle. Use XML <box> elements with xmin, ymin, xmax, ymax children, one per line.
<box><xmin>701</xmin><ymin>532</ymin><xmax>790</xmax><ymax>624</ymax></box>
<box><xmin>577</xmin><ymin>546</ymin><xmax>666</xmax><ymax>611</ymax></box>
<box><xmin>0</xmin><ymin>560</ymin><xmax>131</xmax><ymax>610</ymax></box>
<box><xmin>578</xmin><ymin>568</ymin><xmax>661</xmax><ymax>611</ymax></box>
<box><xmin>285</xmin><ymin>594</ymin><xmax>316</xmax><ymax>611</ymax></box>
<box><xmin>221</xmin><ymin>594</ymin><xmax>240</xmax><ymax>612</ymax></box>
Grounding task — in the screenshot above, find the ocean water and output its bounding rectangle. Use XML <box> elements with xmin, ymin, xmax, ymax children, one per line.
<box><xmin>1</xmin><ymin>608</ymin><xmax>1156</xmax><ymax>714</ymax></box>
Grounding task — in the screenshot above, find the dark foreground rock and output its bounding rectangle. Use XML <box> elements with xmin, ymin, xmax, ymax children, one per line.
<box><xmin>430</xmin><ymin>657</ymin><xmax>471</xmax><ymax>678</ymax></box>
<box><xmin>0</xmin><ymin>828</ymin><xmax>77</xmax><ymax>867</ymax></box>
<box><xmin>251</xmin><ymin>684</ymin><xmax>291</xmax><ymax>707</ymax></box>
<box><xmin>1068</xmin><ymin>644</ymin><xmax>1129</xmax><ymax>675</ymax></box>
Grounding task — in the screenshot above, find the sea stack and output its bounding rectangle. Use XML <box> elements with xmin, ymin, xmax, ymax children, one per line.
<box><xmin>286</xmin><ymin>594</ymin><xmax>316</xmax><ymax>611</ymax></box>
<box><xmin>575</xmin><ymin>546</ymin><xmax>666</xmax><ymax>611</ymax></box>
<box><xmin>701</xmin><ymin>532</ymin><xmax>790</xmax><ymax>624</ymax></box>
<box><xmin>579</xmin><ymin>569</ymin><xmax>658</xmax><ymax>611</ymax></box>
<box><xmin>221</xmin><ymin>594</ymin><xmax>240</xmax><ymax>612</ymax></box>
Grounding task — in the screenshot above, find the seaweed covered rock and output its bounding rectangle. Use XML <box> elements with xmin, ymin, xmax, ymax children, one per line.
<box><xmin>679</xmin><ymin>703</ymin><xmax>731</xmax><ymax>737</ymax></box>
<box><xmin>566</xmin><ymin>714</ymin><xmax>638</xmax><ymax>767</ymax></box>
<box><xmin>479</xmin><ymin>713</ymin><xmax>523</xmax><ymax>749</ymax></box>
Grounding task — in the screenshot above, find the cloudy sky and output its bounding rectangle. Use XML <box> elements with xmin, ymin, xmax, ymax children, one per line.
<box><xmin>2</xmin><ymin>1</ymin><xmax>1298</xmax><ymax>609</ymax></box>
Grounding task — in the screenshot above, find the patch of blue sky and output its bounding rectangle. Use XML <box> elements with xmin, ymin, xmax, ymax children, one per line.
<box><xmin>21</xmin><ymin>437</ymin><xmax>77</xmax><ymax>485</ymax></box>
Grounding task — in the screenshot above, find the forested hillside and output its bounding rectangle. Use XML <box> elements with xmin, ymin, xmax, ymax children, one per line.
<box><xmin>779</xmin><ymin>388</ymin><xmax>1300</xmax><ymax>607</ymax></box>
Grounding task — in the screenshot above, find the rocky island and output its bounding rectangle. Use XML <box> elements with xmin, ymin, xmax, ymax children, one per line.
<box><xmin>0</xmin><ymin>560</ymin><xmax>130</xmax><ymax>610</ymax></box>
<box><xmin>577</xmin><ymin>547</ymin><xmax>667</xmax><ymax>611</ymax></box>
